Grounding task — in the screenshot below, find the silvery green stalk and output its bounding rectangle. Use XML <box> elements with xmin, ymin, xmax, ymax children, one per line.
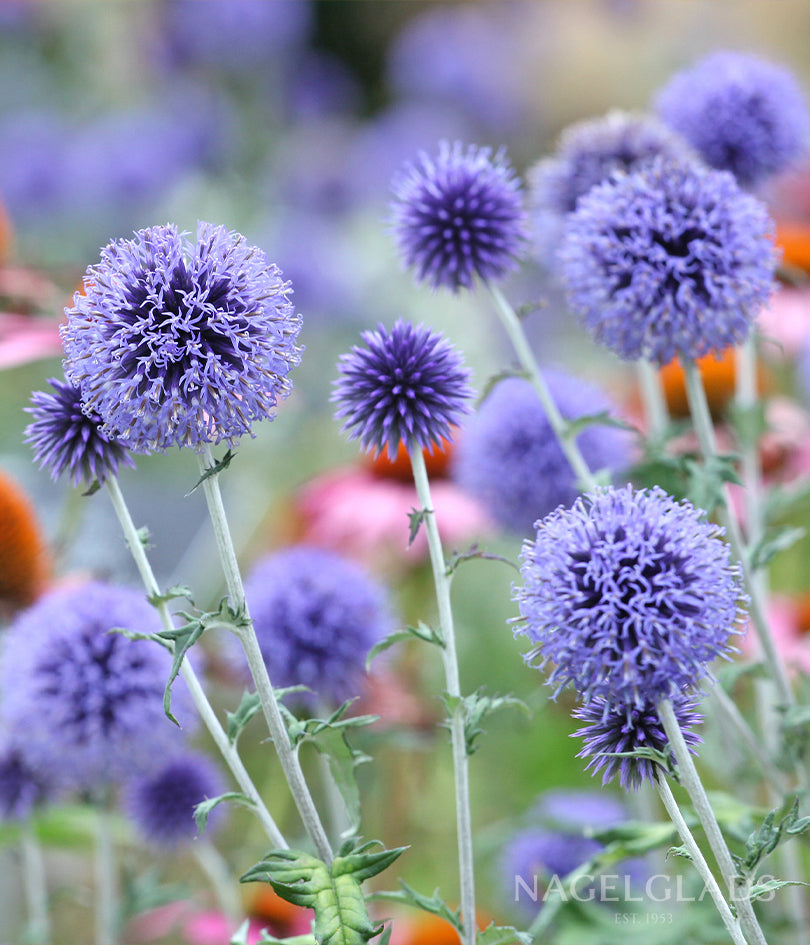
<box><xmin>104</xmin><ymin>475</ymin><xmax>286</xmax><ymax>850</ymax></box>
<box><xmin>409</xmin><ymin>445</ymin><xmax>476</xmax><ymax>945</ymax></box>
<box><xmin>21</xmin><ymin>821</ymin><xmax>51</xmax><ymax>945</ymax></box>
<box><xmin>196</xmin><ymin>446</ymin><xmax>333</xmax><ymax>864</ymax></box>
<box><xmin>94</xmin><ymin>800</ymin><xmax>117</xmax><ymax>945</ymax></box>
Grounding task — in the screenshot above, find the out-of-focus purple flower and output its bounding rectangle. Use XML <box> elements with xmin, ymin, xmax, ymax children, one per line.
<box><xmin>61</xmin><ymin>222</ymin><xmax>303</xmax><ymax>453</ymax></box>
<box><xmin>533</xmin><ymin>789</ymin><xmax>629</xmax><ymax>833</ymax></box>
<box><xmin>503</xmin><ymin>827</ymin><xmax>602</xmax><ymax>889</ymax></box>
<box><xmin>514</xmin><ymin>485</ymin><xmax>746</xmax><ymax>707</ymax></box>
<box><xmin>390</xmin><ymin>141</ymin><xmax>528</xmax><ymax>291</ymax></box>
<box><xmin>243</xmin><ymin>546</ymin><xmax>392</xmax><ymax>705</ymax></box>
<box><xmin>26</xmin><ymin>376</ymin><xmax>135</xmax><ymax>487</ymax></box>
<box><xmin>559</xmin><ymin>157</ymin><xmax>777</xmax><ymax>365</ymax></box>
<box><xmin>655</xmin><ymin>50</ymin><xmax>809</xmax><ymax>187</ymax></box>
<box><xmin>282</xmin><ymin>50</ymin><xmax>361</xmax><ymax>122</ymax></box>
<box><xmin>0</xmin><ymin>582</ymin><xmax>193</xmax><ymax>792</ymax></box>
<box><xmin>0</xmin><ymin>111</ymin><xmax>70</xmax><ymax>223</ymax></box>
<box><xmin>333</xmin><ymin>320</ymin><xmax>473</xmax><ymax>459</ymax></box>
<box><xmin>125</xmin><ymin>752</ymin><xmax>226</xmax><ymax>848</ymax></box>
<box><xmin>0</xmin><ymin>743</ymin><xmax>53</xmax><ymax>821</ymax></box>
<box><xmin>573</xmin><ymin>694</ymin><xmax>704</xmax><ymax>791</ymax></box>
<box><xmin>452</xmin><ymin>373</ymin><xmax>631</xmax><ymax>535</ymax></box>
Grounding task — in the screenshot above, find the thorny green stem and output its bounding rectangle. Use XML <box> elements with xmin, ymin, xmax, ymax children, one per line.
<box><xmin>104</xmin><ymin>475</ymin><xmax>287</xmax><ymax>850</ymax></box>
<box><xmin>197</xmin><ymin>446</ymin><xmax>333</xmax><ymax>864</ymax></box>
<box><xmin>655</xmin><ymin>773</ymin><xmax>746</xmax><ymax>945</ymax></box>
<box><xmin>409</xmin><ymin>446</ymin><xmax>476</xmax><ymax>945</ymax></box>
<box><xmin>658</xmin><ymin>698</ymin><xmax>767</xmax><ymax>945</ymax></box>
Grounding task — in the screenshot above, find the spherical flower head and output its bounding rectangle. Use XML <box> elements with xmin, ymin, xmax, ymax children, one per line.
<box><xmin>125</xmin><ymin>752</ymin><xmax>226</xmax><ymax>848</ymax></box>
<box><xmin>390</xmin><ymin>140</ymin><xmax>529</xmax><ymax>291</ymax></box>
<box><xmin>243</xmin><ymin>546</ymin><xmax>393</xmax><ymax>705</ymax></box>
<box><xmin>655</xmin><ymin>50</ymin><xmax>809</xmax><ymax>187</ymax></box>
<box><xmin>60</xmin><ymin>221</ymin><xmax>303</xmax><ymax>453</ymax></box>
<box><xmin>0</xmin><ymin>582</ymin><xmax>194</xmax><ymax>792</ymax></box>
<box><xmin>452</xmin><ymin>373</ymin><xmax>631</xmax><ymax>535</ymax></box>
<box><xmin>332</xmin><ymin>320</ymin><xmax>474</xmax><ymax>459</ymax></box>
<box><xmin>559</xmin><ymin>157</ymin><xmax>777</xmax><ymax>366</ymax></box>
<box><xmin>26</xmin><ymin>376</ymin><xmax>135</xmax><ymax>486</ymax></box>
<box><xmin>533</xmin><ymin>788</ymin><xmax>629</xmax><ymax>833</ymax></box>
<box><xmin>573</xmin><ymin>694</ymin><xmax>704</xmax><ymax>791</ymax></box>
<box><xmin>513</xmin><ymin>485</ymin><xmax>746</xmax><ymax>707</ymax></box>
<box><xmin>530</xmin><ymin>110</ymin><xmax>697</xmax><ymax>217</ymax></box>
<box><xmin>0</xmin><ymin>743</ymin><xmax>54</xmax><ymax>821</ymax></box>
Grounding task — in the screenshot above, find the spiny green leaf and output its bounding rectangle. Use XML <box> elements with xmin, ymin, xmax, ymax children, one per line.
<box><xmin>561</xmin><ymin>410</ymin><xmax>635</xmax><ymax>442</ymax></box>
<box><xmin>407</xmin><ymin>508</ymin><xmax>426</xmax><ymax>547</ymax></box>
<box><xmin>444</xmin><ymin>545</ymin><xmax>518</xmax><ymax>578</ymax></box>
<box><xmin>333</xmin><ymin>843</ymin><xmax>407</xmax><ymax>884</ymax></box>
<box><xmin>749</xmin><ymin>878</ymin><xmax>810</xmax><ymax>902</ymax></box>
<box><xmin>749</xmin><ymin>525</ymin><xmax>806</xmax><ymax>571</ymax></box>
<box><xmin>82</xmin><ymin>478</ymin><xmax>102</xmax><ymax>497</ymax></box>
<box><xmin>683</xmin><ymin>453</ymin><xmax>741</xmax><ymax>514</ymax></box>
<box><xmin>441</xmin><ymin>688</ymin><xmax>531</xmax><ymax>756</ymax></box>
<box><xmin>188</xmin><ymin>448</ymin><xmax>236</xmax><ymax>494</ymax></box>
<box><xmin>146</xmin><ymin>584</ymin><xmax>193</xmax><ymax>608</ymax></box>
<box><xmin>369</xmin><ymin>883</ymin><xmax>461</xmax><ymax>933</ymax></box>
<box><xmin>366</xmin><ymin>622</ymin><xmax>444</xmax><ymax>669</ymax></box>
<box><xmin>194</xmin><ymin>792</ymin><xmax>255</xmax><ymax>834</ymax></box>
<box><xmin>227</xmin><ymin>691</ymin><xmax>262</xmax><ymax>744</ymax></box>
<box><xmin>476</xmin><ymin>922</ymin><xmax>531</xmax><ymax>945</ymax></box>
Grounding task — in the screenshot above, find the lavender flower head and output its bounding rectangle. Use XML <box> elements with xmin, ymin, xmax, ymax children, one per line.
<box><xmin>655</xmin><ymin>50</ymin><xmax>809</xmax><ymax>187</ymax></box>
<box><xmin>559</xmin><ymin>157</ymin><xmax>776</xmax><ymax>365</ymax></box>
<box><xmin>452</xmin><ymin>373</ymin><xmax>631</xmax><ymax>535</ymax></box>
<box><xmin>0</xmin><ymin>582</ymin><xmax>194</xmax><ymax>792</ymax></box>
<box><xmin>125</xmin><ymin>752</ymin><xmax>226</xmax><ymax>848</ymax></box>
<box><xmin>243</xmin><ymin>546</ymin><xmax>392</xmax><ymax>705</ymax></box>
<box><xmin>390</xmin><ymin>141</ymin><xmax>528</xmax><ymax>291</ymax></box>
<box><xmin>25</xmin><ymin>376</ymin><xmax>134</xmax><ymax>486</ymax></box>
<box><xmin>61</xmin><ymin>222</ymin><xmax>303</xmax><ymax>453</ymax></box>
<box><xmin>573</xmin><ymin>694</ymin><xmax>704</xmax><ymax>791</ymax></box>
<box><xmin>0</xmin><ymin>743</ymin><xmax>53</xmax><ymax>821</ymax></box>
<box><xmin>332</xmin><ymin>320</ymin><xmax>473</xmax><ymax>459</ymax></box>
<box><xmin>513</xmin><ymin>485</ymin><xmax>746</xmax><ymax>708</ymax></box>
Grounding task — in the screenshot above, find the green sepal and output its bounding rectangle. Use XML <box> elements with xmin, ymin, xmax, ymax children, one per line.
<box><xmin>366</xmin><ymin>621</ymin><xmax>444</xmax><ymax>669</ymax></box>
<box><xmin>194</xmin><ymin>792</ymin><xmax>256</xmax><ymax>834</ymax></box>
<box><xmin>82</xmin><ymin>478</ymin><xmax>102</xmax><ymax>497</ymax></box>
<box><xmin>441</xmin><ymin>688</ymin><xmax>530</xmax><ymax>756</ymax></box>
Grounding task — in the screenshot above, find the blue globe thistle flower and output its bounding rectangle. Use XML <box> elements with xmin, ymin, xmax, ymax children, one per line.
<box><xmin>502</xmin><ymin>826</ymin><xmax>602</xmax><ymax>890</ymax></box>
<box><xmin>25</xmin><ymin>376</ymin><xmax>135</xmax><ymax>487</ymax></box>
<box><xmin>0</xmin><ymin>743</ymin><xmax>54</xmax><ymax>821</ymax></box>
<box><xmin>533</xmin><ymin>789</ymin><xmax>629</xmax><ymax>833</ymax></box>
<box><xmin>452</xmin><ymin>373</ymin><xmax>631</xmax><ymax>535</ymax></box>
<box><xmin>0</xmin><ymin>582</ymin><xmax>194</xmax><ymax>792</ymax></box>
<box><xmin>125</xmin><ymin>752</ymin><xmax>226</xmax><ymax>848</ymax></box>
<box><xmin>559</xmin><ymin>157</ymin><xmax>776</xmax><ymax>365</ymax></box>
<box><xmin>332</xmin><ymin>320</ymin><xmax>474</xmax><ymax>459</ymax></box>
<box><xmin>513</xmin><ymin>485</ymin><xmax>746</xmax><ymax>708</ymax></box>
<box><xmin>243</xmin><ymin>546</ymin><xmax>392</xmax><ymax>705</ymax></box>
<box><xmin>61</xmin><ymin>221</ymin><xmax>303</xmax><ymax>453</ymax></box>
<box><xmin>573</xmin><ymin>694</ymin><xmax>704</xmax><ymax>791</ymax></box>
<box><xmin>655</xmin><ymin>50</ymin><xmax>809</xmax><ymax>188</ymax></box>
<box><xmin>390</xmin><ymin>141</ymin><xmax>529</xmax><ymax>291</ymax></box>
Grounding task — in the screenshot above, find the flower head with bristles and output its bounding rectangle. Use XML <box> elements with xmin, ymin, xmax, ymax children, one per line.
<box><xmin>513</xmin><ymin>485</ymin><xmax>746</xmax><ymax>708</ymax></box>
<box><xmin>60</xmin><ymin>221</ymin><xmax>303</xmax><ymax>453</ymax></box>
<box><xmin>573</xmin><ymin>694</ymin><xmax>704</xmax><ymax>791</ymax></box>
<box><xmin>390</xmin><ymin>141</ymin><xmax>528</xmax><ymax>291</ymax></box>
<box><xmin>333</xmin><ymin>320</ymin><xmax>473</xmax><ymax>459</ymax></box>
<box><xmin>559</xmin><ymin>157</ymin><xmax>776</xmax><ymax>366</ymax></box>
<box><xmin>26</xmin><ymin>376</ymin><xmax>134</xmax><ymax>486</ymax></box>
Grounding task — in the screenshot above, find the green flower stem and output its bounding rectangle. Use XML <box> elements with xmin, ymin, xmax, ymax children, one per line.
<box><xmin>196</xmin><ymin>447</ymin><xmax>333</xmax><ymax>865</ymax></box>
<box><xmin>682</xmin><ymin>358</ymin><xmax>795</xmax><ymax>712</ymax></box>
<box><xmin>104</xmin><ymin>475</ymin><xmax>287</xmax><ymax>850</ymax></box>
<box><xmin>409</xmin><ymin>446</ymin><xmax>476</xmax><ymax>945</ymax></box>
<box><xmin>655</xmin><ymin>773</ymin><xmax>745</xmax><ymax>945</ymax></box>
<box><xmin>636</xmin><ymin>357</ymin><xmax>670</xmax><ymax>442</ymax></box>
<box><xmin>193</xmin><ymin>839</ymin><xmax>242</xmax><ymax>926</ymax></box>
<box><xmin>487</xmin><ymin>282</ymin><xmax>598</xmax><ymax>491</ymax></box>
<box><xmin>94</xmin><ymin>800</ymin><xmax>118</xmax><ymax>945</ymax></box>
<box><xmin>20</xmin><ymin>820</ymin><xmax>51</xmax><ymax>945</ymax></box>
<box><xmin>658</xmin><ymin>698</ymin><xmax>767</xmax><ymax>945</ymax></box>
<box><xmin>735</xmin><ymin>336</ymin><xmax>765</xmax><ymax>545</ymax></box>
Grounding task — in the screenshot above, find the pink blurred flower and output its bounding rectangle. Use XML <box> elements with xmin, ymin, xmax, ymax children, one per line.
<box><xmin>757</xmin><ymin>285</ymin><xmax>810</xmax><ymax>357</ymax></box>
<box><xmin>743</xmin><ymin>594</ymin><xmax>810</xmax><ymax>676</ymax></box>
<box><xmin>0</xmin><ymin>312</ymin><xmax>62</xmax><ymax>368</ymax></box>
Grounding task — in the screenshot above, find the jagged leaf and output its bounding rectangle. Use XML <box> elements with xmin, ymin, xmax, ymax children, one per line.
<box><xmin>366</xmin><ymin>622</ymin><xmax>444</xmax><ymax>669</ymax></box>
<box><xmin>147</xmin><ymin>584</ymin><xmax>193</xmax><ymax>607</ymax></box>
<box><xmin>188</xmin><ymin>448</ymin><xmax>236</xmax><ymax>494</ymax></box>
<box><xmin>369</xmin><ymin>882</ymin><xmax>462</xmax><ymax>933</ymax></box>
<box><xmin>407</xmin><ymin>508</ymin><xmax>426</xmax><ymax>547</ymax></box>
<box><xmin>749</xmin><ymin>525</ymin><xmax>806</xmax><ymax>571</ymax></box>
<box><xmin>561</xmin><ymin>410</ymin><xmax>635</xmax><ymax>442</ymax></box>
<box><xmin>227</xmin><ymin>691</ymin><xmax>263</xmax><ymax>744</ymax></box>
<box><xmin>442</xmin><ymin>689</ymin><xmax>530</xmax><ymax>756</ymax></box>
<box><xmin>476</xmin><ymin>922</ymin><xmax>531</xmax><ymax>945</ymax></box>
<box><xmin>194</xmin><ymin>792</ymin><xmax>255</xmax><ymax>834</ymax></box>
<box><xmin>444</xmin><ymin>545</ymin><xmax>518</xmax><ymax>578</ymax></box>
<box><xmin>749</xmin><ymin>879</ymin><xmax>810</xmax><ymax>902</ymax></box>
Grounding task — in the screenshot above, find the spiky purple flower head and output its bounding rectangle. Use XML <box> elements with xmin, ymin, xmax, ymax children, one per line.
<box><xmin>332</xmin><ymin>319</ymin><xmax>473</xmax><ymax>459</ymax></box>
<box><xmin>125</xmin><ymin>752</ymin><xmax>226</xmax><ymax>848</ymax></box>
<box><xmin>0</xmin><ymin>582</ymin><xmax>194</xmax><ymax>792</ymax></box>
<box><xmin>655</xmin><ymin>50</ymin><xmax>809</xmax><ymax>188</ymax></box>
<box><xmin>25</xmin><ymin>376</ymin><xmax>135</xmax><ymax>486</ymax></box>
<box><xmin>390</xmin><ymin>141</ymin><xmax>528</xmax><ymax>291</ymax></box>
<box><xmin>513</xmin><ymin>485</ymin><xmax>746</xmax><ymax>708</ymax></box>
<box><xmin>452</xmin><ymin>373</ymin><xmax>631</xmax><ymax>535</ymax></box>
<box><xmin>559</xmin><ymin>157</ymin><xmax>776</xmax><ymax>366</ymax></box>
<box><xmin>61</xmin><ymin>221</ymin><xmax>303</xmax><ymax>453</ymax></box>
<box><xmin>243</xmin><ymin>545</ymin><xmax>392</xmax><ymax>705</ymax></box>
<box><xmin>573</xmin><ymin>694</ymin><xmax>704</xmax><ymax>791</ymax></box>
<box><xmin>0</xmin><ymin>743</ymin><xmax>54</xmax><ymax>821</ymax></box>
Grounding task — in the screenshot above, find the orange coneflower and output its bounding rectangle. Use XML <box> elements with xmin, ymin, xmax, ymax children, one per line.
<box><xmin>0</xmin><ymin>469</ymin><xmax>49</xmax><ymax>617</ymax></box>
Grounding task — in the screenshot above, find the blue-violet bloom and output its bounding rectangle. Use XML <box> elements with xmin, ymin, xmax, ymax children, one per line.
<box><xmin>333</xmin><ymin>319</ymin><xmax>473</xmax><ymax>459</ymax></box>
<box><xmin>513</xmin><ymin>485</ymin><xmax>746</xmax><ymax>707</ymax></box>
<box><xmin>390</xmin><ymin>140</ymin><xmax>528</xmax><ymax>290</ymax></box>
<box><xmin>0</xmin><ymin>743</ymin><xmax>54</xmax><ymax>821</ymax></box>
<box><xmin>559</xmin><ymin>157</ymin><xmax>776</xmax><ymax>365</ymax></box>
<box><xmin>25</xmin><ymin>376</ymin><xmax>135</xmax><ymax>486</ymax></box>
<box><xmin>573</xmin><ymin>693</ymin><xmax>704</xmax><ymax>791</ymax></box>
<box><xmin>61</xmin><ymin>221</ymin><xmax>303</xmax><ymax>453</ymax></box>
<box><xmin>655</xmin><ymin>50</ymin><xmax>809</xmax><ymax>188</ymax></box>
<box><xmin>0</xmin><ymin>582</ymin><xmax>194</xmax><ymax>792</ymax></box>
<box><xmin>452</xmin><ymin>373</ymin><xmax>631</xmax><ymax>535</ymax></box>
